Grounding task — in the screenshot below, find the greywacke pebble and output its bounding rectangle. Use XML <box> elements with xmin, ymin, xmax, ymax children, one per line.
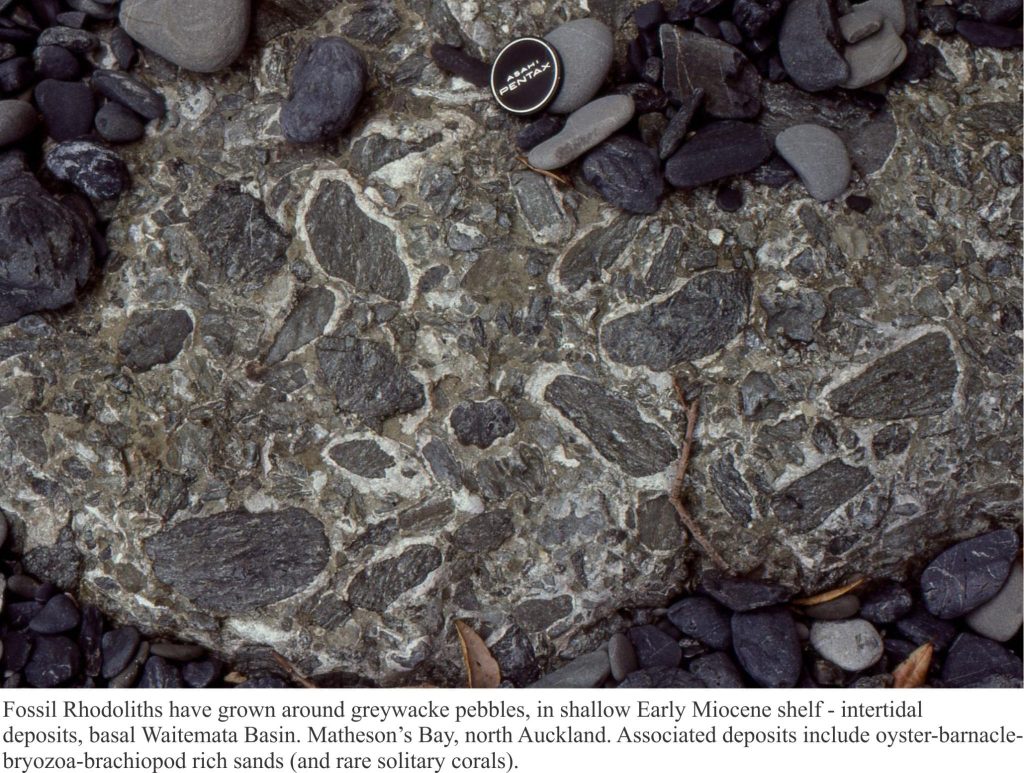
<box><xmin>618</xmin><ymin>667</ymin><xmax>704</xmax><ymax>688</ymax></box>
<box><xmin>580</xmin><ymin>135</ymin><xmax>663</xmax><ymax>214</ymax></box>
<box><xmin>544</xmin><ymin>19</ymin><xmax>614</xmax><ymax>114</ymax></box>
<box><xmin>731</xmin><ymin>607</ymin><xmax>802</xmax><ymax>688</ymax></box>
<box><xmin>921</xmin><ymin>529</ymin><xmax>1020</xmax><ymax>619</ymax></box>
<box><xmin>839</xmin><ymin>9</ymin><xmax>883</xmax><ymax>43</ymax></box>
<box><xmin>778</xmin><ymin>0</ymin><xmax>850</xmax><ymax>92</ymax></box>
<box><xmin>810</xmin><ymin>619</ymin><xmax>884</xmax><ymax>671</ymax></box>
<box><xmin>965</xmin><ymin>561</ymin><xmax>1023</xmax><ymax>642</ymax></box>
<box><xmin>842</xmin><ymin>21</ymin><xmax>908</xmax><ymax>89</ymax></box>
<box><xmin>665</xmin><ymin>120</ymin><xmax>772</xmax><ymax>188</ymax></box>
<box><xmin>119</xmin><ymin>0</ymin><xmax>250</xmax><ymax>73</ymax></box>
<box><xmin>527</xmin><ymin>94</ymin><xmax>635</xmax><ymax>171</ymax></box>
<box><xmin>0</xmin><ymin>100</ymin><xmax>36</xmax><ymax>146</ymax></box>
<box><xmin>608</xmin><ymin>633</ymin><xmax>637</xmax><ymax>681</ymax></box>
<box><xmin>942</xmin><ymin>633</ymin><xmax>1023</xmax><ymax>688</ymax></box>
<box><xmin>775</xmin><ymin>123</ymin><xmax>851</xmax><ymax>201</ymax></box>
<box><xmin>527</xmin><ymin>649</ymin><xmax>610</xmax><ymax>688</ymax></box>
<box><xmin>45</xmin><ymin>140</ymin><xmax>129</xmax><ymax>200</ymax></box>
<box><xmin>91</xmin><ymin>69</ymin><xmax>166</xmax><ymax>121</ymax></box>
<box><xmin>95</xmin><ymin>102</ymin><xmax>146</xmax><ymax>143</ymax></box>
<box><xmin>667</xmin><ymin>595</ymin><xmax>732</xmax><ymax>650</ymax></box>
<box><xmin>281</xmin><ymin>37</ymin><xmax>367</xmax><ymax>144</ymax></box>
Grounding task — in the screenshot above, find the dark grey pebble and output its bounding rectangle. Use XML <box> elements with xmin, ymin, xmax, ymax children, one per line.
<box><xmin>34</xmin><ymin>581</ymin><xmax>58</xmax><ymax>602</ymax></box>
<box><xmin>28</xmin><ymin>593</ymin><xmax>80</xmax><ymax>634</ymax></box>
<box><xmin>628</xmin><ymin>624</ymin><xmax>682</xmax><ymax>669</ymax></box>
<box><xmin>109</xmin><ymin>641</ymin><xmax>149</xmax><ymax>689</ymax></box>
<box><xmin>6</xmin><ymin>600</ymin><xmax>43</xmax><ymax>628</ymax></box>
<box><xmin>45</xmin><ymin>140</ymin><xmax>129</xmax><ymax>200</ymax></box>
<box><xmin>95</xmin><ymin>101</ymin><xmax>145</xmax><ymax>143</ymax></box>
<box><xmin>732</xmin><ymin>0</ymin><xmax>784</xmax><ymax>38</ymax></box>
<box><xmin>658</xmin><ymin>88</ymin><xmax>703</xmax><ymax>159</ymax></box>
<box><xmin>79</xmin><ymin>604</ymin><xmax>103</xmax><ymax>678</ymax></box>
<box><xmin>101</xmin><ymin>626</ymin><xmax>141</xmax><ymax>679</ymax></box>
<box><xmin>183</xmin><ymin>658</ymin><xmax>222</xmax><ymax>688</ymax></box>
<box><xmin>921</xmin><ymin>529</ymin><xmax>1019</xmax><ymax>618</ymax></box>
<box><xmin>731</xmin><ymin>606</ymin><xmax>802</xmax><ymax>688</ymax></box>
<box><xmin>859</xmin><ymin>581</ymin><xmax>911</xmax><ymax>623</ymax></box>
<box><xmin>956</xmin><ymin>20</ymin><xmax>1023</xmax><ymax>49</ymax></box>
<box><xmin>608</xmin><ymin>633</ymin><xmax>638</xmax><ymax>681</ymax></box>
<box><xmin>34</xmin><ymin>45</ymin><xmax>81</xmax><ymax>81</ymax></box>
<box><xmin>955</xmin><ymin>0</ymin><xmax>1022</xmax><ymax>25</ymax></box>
<box><xmin>149</xmin><ymin>641</ymin><xmax>206</xmax><ymax>662</ymax></box>
<box><xmin>281</xmin><ymin>37</ymin><xmax>367</xmax><ymax>144</ymax></box>
<box><xmin>666</xmin><ymin>596</ymin><xmax>732</xmax><ymax>650</ymax></box>
<box><xmin>527</xmin><ymin>650</ymin><xmax>610</xmax><ymax>688</ymax></box>
<box><xmin>5</xmin><ymin>574</ymin><xmax>42</xmax><ymax>598</ymax></box>
<box><xmin>67</xmin><ymin>0</ymin><xmax>119</xmax><ymax>21</ymax></box>
<box><xmin>635</xmin><ymin>1</ymin><xmax>667</xmax><ymax>29</ymax></box>
<box><xmin>2</xmin><ymin>630</ymin><xmax>33</xmax><ymax>672</ymax></box>
<box><xmin>139</xmin><ymin>655</ymin><xmax>184</xmax><ymax>688</ymax></box>
<box><xmin>942</xmin><ymin>633</ymin><xmax>1023</xmax><ymax>688</ymax></box>
<box><xmin>715</xmin><ymin>185</ymin><xmax>743</xmax><ymax>212</ymax></box>
<box><xmin>34</xmin><ymin>79</ymin><xmax>95</xmax><ymax>141</ymax></box>
<box><xmin>109</xmin><ymin>26</ymin><xmax>137</xmax><ymax>70</ymax></box>
<box><xmin>895</xmin><ymin>605</ymin><xmax>956</xmax><ymax>651</ymax></box>
<box><xmin>516</xmin><ymin>114</ymin><xmax>564</xmax><ymax>151</ymax></box>
<box><xmin>700</xmin><ymin>573</ymin><xmax>792</xmax><ymax>611</ymax></box>
<box><xmin>581</xmin><ymin>135</ymin><xmax>664</xmax><ymax>214</ymax></box>
<box><xmin>617</xmin><ymin>667</ymin><xmax>704</xmax><ymax>688</ymax></box>
<box><xmin>921</xmin><ymin>6</ymin><xmax>957</xmax><ymax>35</ymax></box>
<box><xmin>778</xmin><ymin>0</ymin><xmax>850</xmax><ymax>91</ymax></box>
<box><xmin>56</xmin><ymin>11</ymin><xmax>88</xmax><ymax>28</ymax></box>
<box><xmin>429</xmin><ymin>43</ymin><xmax>489</xmax><ymax>88</ymax></box>
<box><xmin>665</xmin><ymin>120</ymin><xmax>772</xmax><ymax>188</ymax></box>
<box><xmin>37</xmin><ymin>26</ymin><xmax>97</xmax><ymax>53</ymax></box>
<box><xmin>689</xmin><ymin>652</ymin><xmax>745</xmax><ymax>688</ymax></box>
<box><xmin>660</xmin><ymin>25</ymin><xmax>761</xmax><ymax>119</ymax></box>
<box><xmin>91</xmin><ymin>69</ymin><xmax>166</xmax><ymax>120</ymax></box>
<box><xmin>0</xmin><ymin>57</ymin><xmax>34</xmax><ymax>93</ymax></box>
<box><xmin>883</xmin><ymin>637</ymin><xmax>918</xmax><ymax>665</ymax></box>
<box><xmin>25</xmin><ymin>635</ymin><xmax>81</xmax><ymax>688</ymax></box>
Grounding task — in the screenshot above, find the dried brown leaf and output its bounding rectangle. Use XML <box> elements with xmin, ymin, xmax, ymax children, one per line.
<box><xmin>892</xmin><ymin>642</ymin><xmax>933</xmax><ymax>689</ymax></box>
<box><xmin>792</xmin><ymin>578</ymin><xmax>865</xmax><ymax>606</ymax></box>
<box><xmin>272</xmin><ymin>651</ymin><xmax>318</xmax><ymax>689</ymax></box>
<box><xmin>455</xmin><ymin>620</ymin><xmax>501</xmax><ymax>688</ymax></box>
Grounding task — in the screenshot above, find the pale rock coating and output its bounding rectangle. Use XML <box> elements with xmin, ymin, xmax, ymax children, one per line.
<box><xmin>775</xmin><ymin>123</ymin><xmax>852</xmax><ymax>201</ymax></box>
<box><xmin>544</xmin><ymin>19</ymin><xmax>614</xmax><ymax>114</ymax></box>
<box><xmin>528</xmin><ymin>95</ymin><xmax>634</xmax><ymax>170</ymax></box>
<box><xmin>842</xmin><ymin>21</ymin><xmax>908</xmax><ymax>89</ymax></box>
<box><xmin>119</xmin><ymin>0</ymin><xmax>250</xmax><ymax>73</ymax></box>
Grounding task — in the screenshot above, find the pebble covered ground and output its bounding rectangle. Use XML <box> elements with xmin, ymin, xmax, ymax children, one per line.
<box><xmin>0</xmin><ymin>1</ymin><xmax>1021</xmax><ymax>687</ymax></box>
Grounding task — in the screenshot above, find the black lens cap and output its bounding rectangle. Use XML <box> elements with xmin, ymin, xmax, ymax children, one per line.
<box><xmin>490</xmin><ymin>37</ymin><xmax>562</xmax><ymax>115</ymax></box>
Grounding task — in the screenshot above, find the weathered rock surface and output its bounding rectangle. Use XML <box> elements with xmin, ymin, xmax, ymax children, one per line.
<box><xmin>316</xmin><ymin>336</ymin><xmax>424</xmax><ymax>421</ymax></box>
<box><xmin>145</xmin><ymin>509</ymin><xmax>330</xmax><ymax>613</ymax></box>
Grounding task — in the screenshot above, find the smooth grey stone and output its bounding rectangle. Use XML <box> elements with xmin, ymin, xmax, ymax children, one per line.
<box><xmin>183</xmin><ymin>658</ymin><xmax>222</xmax><ymax>688</ymax></box>
<box><xmin>580</xmin><ymin>135</ymin><xmax>664</xmax><ymax>214</ymax></box>
<box><xmin>28</xmin><ymin>594</ymin><xmax>80</xmax><ymax>634</ymax></box>
<box><xmin>79</xmin><ymin>605</ymin><xmax>103</xmax><ymax>678</ymax></box>
<box><xmin>527</xmin><ymin>649</ymin><xmax>610</xmax><ymax>688</ymax></box>
<box><xmin>942</xmin><ymin>633</ymin><xmax>1023</xmax><ymax>687</ymax></box>
<box><xmin>851</xmin><ymin>0</ymin><xmax>906</xmax><ymax>34</ymax></box>
<box><xmin>842</xmin><ymin>21</ymin><xmax>907</xmax><ymax>89</ymax></box>
<box><xmin>149</xmin><ymin>642</ymin><xmax>206</xmax><ymax>661</ymax></box>
<box><xmin>608</xmin><ymin>633</ymin><xmax>637</xmax><ymax>681</ymax></box>
<box><xmin>528</xmin><ymin>95</ymin><xmax>635</xmax><ymax>171</ymax></box>
<box><xmin>966</xmin><ymin>561</ymin><xmax>1023</xmax><ymax>642</ymax></box>
<box><xmin>544</xmin><ymin>19</ymin><xmax>614</xmax><ymax>114</ymax></box>
<box><xmin>839</xmin><ymin>9</ymin><xmax>883</xmax><ymax>42</ymax></box>
<box><xmin>139</xmin><ymin>656</ymin><xmax>184</xmax><ymax>687</ymax></box>
<box><xmin>810</xmin><ymin>619</ymin><xmax>883</xmax><ymax>671</ymax></box>
<box><xmin>109</xmin><ymin>641</ymin><xmax>149</xmax><ymax>688</ymax></box>
<box><xmin>628</xmin><ymin>624</ymin><xmax>682</xmax><ymax>669</ymax></box>
<box><xmin>803</xmin><ymin>593</ymin><xmax>861</xmax><ymax>620</ymax></box>
<box><xmin>119</xmin><ymin>0</ymin><xmax>250</xmax><ymax>73</ymax></box>
<box><xmin>37</xmin><ymin>26</ymin><xmax>98</xmax><ymax>53</ymax></box>
<box><xmin>775</xmin><ymin>123</ymin><xmax>851</xmax><ymax>201</ymax></box>
<box><xmin>0</xmin><ymin>100</ymin><xmax>36</xmax><ymax>146</ymax></box>
<box><xmin>34</xmin><ymin>80</ymin><xmax>95</xmax><ymax>142</ymax></box>
<box><xmin>895</xmin><ymin>605</ymin><xmax>956</xmax><ymax>650</ymax></box>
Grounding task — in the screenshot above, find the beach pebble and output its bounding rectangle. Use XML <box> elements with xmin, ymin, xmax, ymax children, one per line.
<box><xmin>119</xmin><ymin>0</ymin><xmax>250</xmax><ymax>73</ymax></box>
<box><xmin>281</xmin><ymin>37</ymin><xmax>367</xmax><ymax>144</ymax></box>
<box><xmin>45</xmin><ymin>140</ymin><xmax>129</xmax><ymax>199</ymax></box>
<box><xmin>921</xmin><ymin>529</ymin><xmax>1019</xmax><ymax>619</ymax></box>
<box><xmin>608</xmin><ymin>633</ymin><xmax>638</xmax><ymax>681</ymax></box>
<box><xmin>91</xmin><ymin>69</ymin><xmax>166</xmax><ymax>120</ymax></box>
<box><xmin>581</xmin><ymin>135</ymin><xmax>663</xmax><ymax>214</ymax></box>
<box><xmin>842</xmin><ymin>22</ymin><xmax>908</xmax><ymax>89</ymax></box>
<box><xmin>526</xmin><ymin>649</ymin><xmax>610</xmax><ymax>688</ymax></box>
<box><xmin>95</xmin><ymin>102</ymin><xmax>145</xmax><ymax>143</ymax></box>
<box><xmin>667</xmin><ymin>596</ymin><xmax>733</xmax><ymax>650</ymax></box>
<box><xmin>778</xmin><ymin>0</ymin><xmax>850</xmax><ymax>92</ymax></box>
<box><xmin>942</xmin><ymin>633</ymin><xmax>1023</xmax><ymax>688</ymax></box>
<box><xmin>689</xmin><ymin>652</ymin><xmax>745</xmax><ymax>688</ymax></box>
<box><xmin>659</xmin><ymin>24</ymin><xmax>761</xmax><ymax>118</ymax></box>
<box><xmin>0</xmin><ymin>100</ymin><xmax>36</xmax><ymax>146</ymax></box>
<box><xmin>528</xmin><ymin>95</ymin><xmax>635</xmax><ymax>171</ymax></box>
<box><xmin>775</xmin><ymin>123</ymin><xmax>851</xmax><ymax>201</ymax></box>
<box><xmin>839</xmin><ymin>9</ymin><xmax>883</xmax><ymax>43</ymax></box>
<box><xmin>666</xmin><ymin>120</ymin><xmax>772</xmax><ymax>188</ymax></box>
<box><xmin>617</xmin><ymin>667</ymin><xmax>704</xmax><ymax>688</ymax></box>
<box><xmin>859</xmin><ymin>582</ymin><xmax>912</xmax><ymax>624</ymax></box>
<box><xmin>731</xmin><ymin>607</ymin><xmax>802</xmax><ymax>688</ymax></box>
<box><xmin>28</xmin><ymin>594</ymin><xmax>80</xmax><ymax>634</ymax></box>
<box><xmin>965</xmin><ymin>561</ymin><xmax>1023</xmax><ymax>642</ymax></box>
<box><xmin>810</xmin><ymin>619</ymin><xmax>884</xmax><ymax>671</ymax></box>
<box><xmin>34</xmin><ymin>79</ymin><xmax>95</xmax><ymax>141</ymax></box>
<box><xmin>544</xmin><ymin>19</ymin><xmax>614</xmax><ymax>114</ymax></box>
<box><xmin>700</xmin><ymin>573</ymin><xmax>792</xmax><ymax>611</ymax></box>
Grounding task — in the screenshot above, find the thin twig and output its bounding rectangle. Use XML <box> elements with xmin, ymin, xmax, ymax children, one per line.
<box><xmin>668</xmin><ymin>379</ymin><xmax>729</xmax><ymax>571</ymax></box>
<box><xmin>272</xmin><ymin>652</ymin><xmax>318</xmax><ymax>689</ymax></box>
<box><xmin>516</xmin><ymin>155</ymin><xmax>573</xmax><ymax>186</ymax></box>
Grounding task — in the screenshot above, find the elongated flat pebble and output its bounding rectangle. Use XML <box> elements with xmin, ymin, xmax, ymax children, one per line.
<box><xmin>527</xmin><ymin>95</ymin><xmax>634</xmax><ymax>171</ymax></box>
<box><xmin>544</xmin><ymin>19</ymin><xmax>614</xmax><ymax>114</ymax></box>
<box><xmin>839</xmin><ymin>9</ymin><xmax>883</xmax><ymax>43</ymax></box>
<box><xmin>775</xmin><ymin>123</ymin><xmax>851</xmax><ymax>201</ymax></box>
<box><xmin>965</xmin><ymin>561</ymin><xmax>1023</xmax><ymax>642</ymax></box>
<box><xmin>526</xmin><ymin>649</ymin><xmax>610</xmax><ymax>688</ymax></box>
<box><xmin>842</xmin><ymin>21</ymin><xmax>907</xmax><ymax>89</ymax></box>
<box><xmin>608</xmin><ymin>633</ymin><xmax>638</xmax><ymax>681</ymax></box>
<box><xmin>665</xmin><ymin>120</ymin><xmax>771</xmax><ymax>188</ymax></box>
<box><xmin>921</xmin><ymin>529</ymin><xmax>1019</xmax><ymax>619</ymax></box>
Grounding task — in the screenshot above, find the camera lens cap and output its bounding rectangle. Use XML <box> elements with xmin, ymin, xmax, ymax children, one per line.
<box><xmin>490</xmin><ymin>37</ymin><xmax>562</xmax><ymax>115</ymax></box>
